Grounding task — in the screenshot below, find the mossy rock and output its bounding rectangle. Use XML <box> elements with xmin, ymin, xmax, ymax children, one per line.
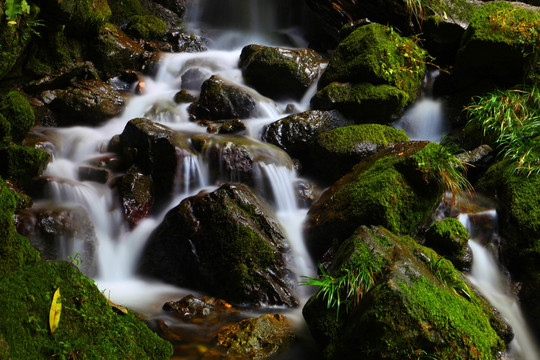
<box><xmin>0</xmin><ymin>177</ymin><xmax>40</xmax><ymax>277</ymax></box>
<box><xmin>310</xmin><ymin>124</ymin><xmax>409</xmax><ymax>183</ymax></box>
<box><xmin>303</xmin><ymin>225</ymin><xmax>507</xmax><ymax>359</ymax></box>
<box><xmin>318</xmin><ymin>23</ymin><xmax>426</xmax><ymax>102</ymax></box>
<box><xmin>127</xmin><ymin>14</ymin><xmax>168</xmax><ymax>40</ymax></box>
<box><xmin>454</xmin><ymin>2</ymin><xmax>540</xmax><ymax>88</ymax></box>
<box><xmin>0</xmin><ymin>260</ymin><xmax>172</xmax><ymax>359</ymax></box>
<box><xmin>425</xmin><ymin>218</ymin><xmax>470</xmax><ymax>270</ymax></box>
<box><xmin>56</xmin><ymin>0</ymin><xmax>111</xmax><ymax>34</ymax></box>
<box><xmin>0</xmin><ymin>15</ymin><xmax>35</xmax><ymax>80</ymax></box>
<box><xmin>0</xmin><ymin>114</ymin><xmax>12</xmax><ymax>144</ymax></box>
<box><xmin>311</xmin><ymin>82</ymin><xmax>409</xmax><ymax>124</ymax></box>
<box><xmin>476</xmin><ymin>159</ymin><xmax>540</xmax><ymax>337</ymax></box>
<box><xmin>304</xmin><ymin>141</ymin><xmax>448</xmax><ymax>260</ymax></box>
<box><xmin>0</xmin><ymin>145</ymin><xmax>50</xmax><ymax>191</ymax></box>
<box><xmin>108</xmin><ymin>0</ymin><xmax>146</xmax><ymax>25</ymax></box>
<box><xmin>0</xmin><ymin>91</ymin><xmax>35</xmax><ymax>144</ymax></box>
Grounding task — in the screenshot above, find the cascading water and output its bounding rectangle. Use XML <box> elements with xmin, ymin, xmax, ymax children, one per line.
<box><xmin>459</xmin><ymin>211</ymin><xmax>540</xmax><ymax>360</ymax></box>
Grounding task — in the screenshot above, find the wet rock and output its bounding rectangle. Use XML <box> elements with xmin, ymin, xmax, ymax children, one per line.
<box><xmin>139</xmin><ymin>183</ymin><xmax>298</xmax><ymax>307</ymax></box>
<box><xmin>78</xmin><ymin>166</ymin><xmax>110</xmax><ymax>184</ymax></box>
<box><xmin>204</xmin><ymin>314</ymin><xmax>295</xmax><ymax>359</ymax></box>
<box><xmin>173</xmin><ymin>89</ymin><xmax>197</xmax><ymax>103</ymax></box>
<box><xmin>118</xmin><ymin>170</ymin><xmax>153</xmax><ymax>228</ymax></box>
<box><xmin>262</xmin><ymin>110</ymin><xmax>351</xmax><ymax>171</ymax></box>
<box><xmin>139</xmin><ymin>0</ymin><xmax>183</xmax><ymax>28</ymax></box>
<box><xmin>15</xmin><ymin>205</ymin><xmax>98</xmax><ymax>276</ymax></box>
<box><xmin>163</xmin><ymin>295</ymin><xmax>235</xmax><ymax>323</ymax></box>
<box><xmin>311</xmin><ymin>82</ymin><xmax>409</xmax><ymax>124</ymax></box>
<box><xmin>304</xmin><ymin>141</ymin><xmax>444</xmax><ymax>260</ymax></box>
<box><xmin>310</xmin><ymin>124</ymin><xmax>409</xmax><ymax>183</ymax></box>
<box><xmin>425</xmin><ymin>218</ymin><xmax>471</xmax><ymax>270</ymax></box>
<box><xmin>181</xmin><ymin>67</ymin><xmax>210</xmax><ymax>90</ymax></box>
<box><xmin>49</xmin><ymin>80</ymin><xmax>125</xmax><ymax>126</ymax></box>
<box><xmin>152</xmin><ymin>0</ymin><xmax>186</xmax><ymax>17</ymax></box>
<box><xmin>116</xmin><ymin>118</ymin><xmax>197</xmax><ymax>211</ymax></box>
<box><xmin>188</xmin><ymin>75</ymin><xmax>257</xmax><ymax>121</ymax></box>
<box><xmin>95</xmin><ymin>24</ymin><xmax>150</xmax><ymax>79</ymax></box>
<box><xmin>218</xmin><ymin>119</ymin><xmax>246</xmax><ymax>135</ymax></box>
<box><xmin>168</xmin><ymin>32</ymin><xmax>207</xmax><ymax>53</ymax></box>
<box><xmin>55</xmin><ymin>0</ymin><xmax>112</xmax><ymax>34</ymax></box>
<box><xmin>456</xmin><ymin>144</ymin><xmax>494</xmax><ymax>183</ymax></box>
<box><xmin>239</xmin><ymin>45</ymin><xmax>324</xmax><ymax>100</ymax></box>
<box><xmin>303</xmin><ymin>225</ymin><xmax>509</xmax><ymax>359</ymax></box>
<box><xmin>24</xmin><ymin>62</ymin><xmax>101</xmax><ymax>94</ymax></box>
<box><xmin>295</xmin><ymin>179</ymin><xmax>321</xmax><ymax>209</ymax></box>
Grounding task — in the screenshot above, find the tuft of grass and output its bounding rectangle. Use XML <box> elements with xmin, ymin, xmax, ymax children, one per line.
<box><xmin>466</xmin><ymin>85</ymin><xmax>540</xmax><ymax>176</ymax></box>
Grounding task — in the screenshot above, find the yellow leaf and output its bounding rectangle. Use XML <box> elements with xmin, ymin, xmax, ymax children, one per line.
<box><xmin>49</xmin><ymin>287</ymin><xmax>62</xmax><ymax>334</ymax></box>
<box><xmin>7</xmin><ymin>21</ymin><xmax>17</xmax><ymax>25</ymax></box>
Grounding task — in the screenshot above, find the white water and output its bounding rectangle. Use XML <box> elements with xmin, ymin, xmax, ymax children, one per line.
<box><xmin>459</xmin><ymin>211</ymin><xmax>540</xmax><ymax>360</ymax></box>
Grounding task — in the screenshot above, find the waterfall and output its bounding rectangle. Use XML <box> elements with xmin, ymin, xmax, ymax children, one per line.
<box><xmin>459</xmin><ymin>211</ymin><xmax>540</xmax><ymax>360</ymax></box>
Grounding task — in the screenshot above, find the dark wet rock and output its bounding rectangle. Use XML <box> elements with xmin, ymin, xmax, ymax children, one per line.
<box><xmin>139</xmin><ymin>0</ymin><xmax>183</xmax><ymax>29</ymax></box>
<box><xmin>318</xmin><ymin>23</ymin><xmax>426</xmax><ymax>104</ymax></box>
<box><xmin>24</xmin><ymin>62</ymin><xmax>101</xmax><ymax>94</ymax></box>
<box><xmin>218</xmin><ymin>119</ymin><xmax>246</xmax><ymax>135</ymax></box>
<box><xmin>94</xmin><ymin>24</ymin><xmax>150</xmax><ymax>79</ymax></box>
<box><xmin>139</xmin><ymin>183</ymin><xmax>298</xmax><ymax>307</ymax></box>
<box><xmin>303</xmin><ymin>225</ymin><xmax>509</xmax><ymax>359</ymax></box>
<box><xmin>454</xmin><ymin>2</ymin><xmax>540</xmax><ymax>89</ymax></box>
<box><xmin>425</xmin><ymin>218</ymin><xmax>471</xmax><ymax>270</ymax></box>
<box><xmin>168</xmin><ymin>32</ymin><xmax>207</xmax><ymax>53</ymax></box>
<box><xmin>295</xmin><ymin>179</ymin><xmax>321</xmax><ymax>209</ymax></box>
<box><xmin>456</xmin><ymin>144</ymin><xmax>494</xmax><ymax>183</ymax></box>
<box><xmin>181</xmin><ymin>67</ymin><xmax>210</xmax><ymax>90</ymax></box>
<box><xmin>15</xmin><ymin>205</ymin><xmax>98</xmax><ymax>276</ymax></box>
<box><xmin>311</xmin><ymin>82</ymin><xmax>409</xmax><ymax>124</ymax></box>
<box><xmin>163</xmin><ymin>294</ymin><xmax>235</xmax><ymax>323</ymax></box>
<box><xmin>239</xmin><ymin>45</ymin><xmax>324</xmax><ymax>100</ymax></box>
<box><xmin>152</xmin><ymin>0</ymin><xmax>186</xmax><ymax>17</ymax></box>
<box><xmin>204</xmin><ymin>314</ymin><xmax>295</xmax><ymax>360</ymax></box>
<box><xmin>48</xmin><ymin>80</ymin><xmax>125</xmax><ymax>126</ymax></box>
<box><xmin>310</xmin><ymin>124</ymin><xmax>409</xmax><ymax>183</ymax></box>
<box><xmin>196</xmin><ymin>134</ymin><xmax>293</xmax><ymax>187</ymax></box>
<box><xmin>304</xmin><ymin>141</ymin><xmax>445</xmax><ymax>260</ymax></box>
<box><xmin>78</xmin><ymin>166</ymin><xmax>110</xmax><ymax>184</ymax></box>
<box><xmin>173</xmin><ymin>89</ymin><xmax>197</xmax><ymax>103</ymax></box>
<box><xmin>188</xmin><ymin>75</ymin><xmax>257</xmax><ymax>121</ymax></box>
<box><xmin>118</xmin><ymin>170</ymin><xmax>153</xmax><ymax>228</ymax></box>
<box><xmin>262</xmin><ymin>110</ymin><xmax>351</xmax><ymax>170</ymax></box>
<box><xmin>115</xmin><ymin>118</ymin><xmax>196</xmax><ymax>210</ymax></box>
<box><xmin>422</xmin><ymin>16</ymin><xmax>467</xmax><ymax>65</ymax></box>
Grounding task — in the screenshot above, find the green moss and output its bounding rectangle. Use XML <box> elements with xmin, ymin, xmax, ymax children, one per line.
<box><xmin>0</xmin><ymin>114</ymin><xmax>12</xmax><ymax>144</ymax></box>
<box><xmin>311</xmin><ymin>82</ymin><xmax>409</xmax><ymax>123</ymax></box>
<box><xmin>0</xmin><ymin>91</ymin><xmax>35</xmax><ymax>144</ymax></box>
<box><xmin>320</xmin><ymin>23</ymin><xmax>426</xmax><ymax>102</ymax></box>
<box><xmin>108</xmin><ymin>0</ymin><xmax>146</xmax><ymax>25</ymax></box>
<box><xmin>425</xmin><ymin>218</ymin><xmax>469</xmax><ymax>267</ymax></box>
<box><xmin>0</xmin><ymin>145</ymin><xmax>50</xmax><ymax>189</ymax></box>
<box><xmin>0</xmin><ymin>18</ymin><xmax>34</xmax><ymax>80</ymax></box>
<box><xmin>0</xmin><ymin>260</ymin><xmax>172</xmax><ymax>359</ymax></box>
<box><xmin>127</xmin><ymin>15</ymin><xmax>168</xmax><ymax>40</ymax></box>
<box><xmin>316</xmin><ymin>124</ymin><xmax>409</xmax><ymax>154</ymax></box>
<box><xmin>58</xmin><ymin>0</ymin><xmax>111</xmax><ymax>33</ymax></box>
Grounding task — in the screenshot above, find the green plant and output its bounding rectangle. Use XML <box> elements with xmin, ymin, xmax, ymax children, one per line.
<box><xmin>301</xmin><ymin>264</ymin><xmax>376</xmax><ymax>320</ymax></box>
<box><xmin>466</xmin><ymin>85</ymin><xmax>540</xmax><ymax>176</ymax></box>
<box><xmin>427</xmin><ymin>257</ymin><xmax>471</xmax><ymax>300</ymax></box>
<box><xmin>4</xmin><ymin>0</ymin><xmax>30</xmax><ymax>23</ymax></box>
<box><xmin>67</xmin><ymin>252</ymin><xmax>83</xmax><ymax>267</ymax></box>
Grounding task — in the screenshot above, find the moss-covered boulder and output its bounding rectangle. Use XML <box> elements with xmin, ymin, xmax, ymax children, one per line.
<box><xmin>0</xmin><ymin>145</ymin><xmax>50</xmax><ymax>191</ymax></box>
<box><xmin>310</xmin><ymin>124</ymin><xmax>409</xmax><ymax>183</ymax></box>
<box><xmin>127</xmin><ymin>14</ymin><xmax>168</xmax><ymax>40</ymax></box>
<box><xmin>303</xmin><ymin>225</ymin><xmax>508</xmax><ymax>359</ymax></box>
<box><xmin>0</xmin><ymin>91</ymin><xmax>36</xmax><ymax>144</ymax></box>
<box><xmin>48</xmin><ymin>79</ymin><xmax>125</xmax><ymax>126</ymax></box>
<box><xmin>0</xmin><ymin>177</ymin><xmax>40</xmax><ymax>276</ymax></box>
<box><xmin>318</xmin><ymin>23</ymin><xmax>426</xmax><ymax>102</ymax></box>
<box><xmin>138</xmin><ymin>183</ymin><xmax>298</xmax><ymax>307</ymax></box>
<box><xmin>188</xmin><ymin>75</ymin><xmax>258</xmax><ymax>121</ymax></box>
<box><xmin>0</xmin><ymin>260</ymin><xmax>172</xmax><ymax>359</ymax></box>
<box><xmin>239</xmin><ymin>45</ymin><xmax>324</xmax><ymax>100</ymax></box>
<box><xmin>476</xmin><ymin>159</ymin><xmax>540</xmax><ymax>338</ymax></box>
<box><xmin>56</xmin><ymin>0</ymin><xmax>112</xmax><ymax>34</ymax></box>
<box><xmin>0</xmin><ymin>21</ymin><xmax>34</xmax><ymax>80</ymax></box>
<box><xmin>454</xmin><ymin>2</ymin><xmax>540</xmax><ymax>88</ymax></box>
<box><xmin>425</xmin><ymin>218</ymin><xmax>470</xmax><ymax>270</ymax></box>
<box><xmin>311</xmin><ymin>82</ymin><xmax>409</xmax><ymax>124</ymax></box>
<box><xmin>262</xmin><ymin>110</ymin><xmax>351</xmax><ymax>172</ymax></box>
<box><xmin>304</xmin><ymin>142</ymin><xmax>452</xmax><ymax>260</ymax></box>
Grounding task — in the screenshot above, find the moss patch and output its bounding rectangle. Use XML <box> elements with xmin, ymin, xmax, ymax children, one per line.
<box><xmin>425</xmin><ymin>218</ymin><xmax>470</xmax><ymax>268</ymax></box>
<box><xmin>58</xmin><ymin>0</ymin><xmax>111</xmax><ymax>33</ymax></box>
<box><xmin>0</xmin><ymin>91</ymin><xmax>35</xmax><ymax>143</ymax></box>
<box><xmin>127</xmin><ymin>15</ymin><xmax>167</xmax><ymax>40</ymax></box>
<box><xmin>0</xmin><ymin>145</ymin><xmax>50</xmax><ymax>190</ymax></box>
<box><xmin>0</xmin><ymin>260</ymin><xmax>172</xmax><ymax>359</ymax></box>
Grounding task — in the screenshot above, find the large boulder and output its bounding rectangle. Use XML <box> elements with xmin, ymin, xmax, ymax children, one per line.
<box><xmin>138</xmin><ymin>183</ymin><xmax>298</xmax><ymax>307</ymax></box>
<box><xmin>0</xmin><ymin>91</ymin><xmax>35</xmax><ymax>143</ymax></box>
<box><xmin>239</xmin><ymin>45</ymin><xmax>324</xmax><ymax>100</ymax></box>
<box><xmin>262</xmin><ymin>110</ymin><xmax>351</xmax><ymax>171</ymax></box>
<box><xmin>304</xmin><ymin>142</ymin><xmax>451</xmax><ymax>260</ymax></box>
<box><xmin>309</xmin><ymin>124</ymin><xmax>409</xmax><ymax>183</ymax></box>
<box><xmin>54</xmin><ymin>0</ymin><xmax>112</xmax><ymax>34</ymax></box>
<box><xmin>454</xmin><ymin>2</ymin><xmax>540</xmax><ymax>89</ymax></box>
<box><xmin>115</xmin><ymin>118</ymin><xmax>197</xmax><ymax>210</ymax></box>
<box><xmin>0</xmin><ymin>260</ymin><xmax>172</xmax><ymax>359</ymax></box>
<box><xmin>311</xmin><ymin>82</ymin><xmax>409</xmax><ymax>124</ymax></box>
<box><xmin>476</xmin><ymin>159</ymin><xmax>540</xmax><ymax>338</ymax></box>
<box><xmin>15</xmin><ymin>204</ymin><xmax>98</xmax><ymax>276</ymax></box>
<box><xmin>47</xmin><ymin>80</ymin><xmax>125</xmax><ymax>126</ymax></box>
<box><xmin>0</xmin><ymin>145</ymin><xmax>51</xmax><ymax>191</ymax></box>
<box><xmin>188</xmin><ymin>75</ymin><xmax>258</xmax><ymax>121</ymax></box>
<box><xmin>303</xmin><ymin>225</ymin><xmax>509</xmax><ymax>359</ymax></box>
<box><xmin>318</xmin><ymin>23</ymin><xmax>426</xmax><ymax>102</ymax></box>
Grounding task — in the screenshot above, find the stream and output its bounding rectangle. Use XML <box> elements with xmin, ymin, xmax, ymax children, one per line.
<box><xmin>26</xmin><ymin>0</ymin><xmax>538</xmax><ymax>358</ymax></box>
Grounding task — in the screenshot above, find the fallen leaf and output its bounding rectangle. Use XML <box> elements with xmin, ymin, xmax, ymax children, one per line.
<box><xmin>49</xmin><ymin>287</ymin><xmax>62</xmax><ymax>334</ymax></box>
